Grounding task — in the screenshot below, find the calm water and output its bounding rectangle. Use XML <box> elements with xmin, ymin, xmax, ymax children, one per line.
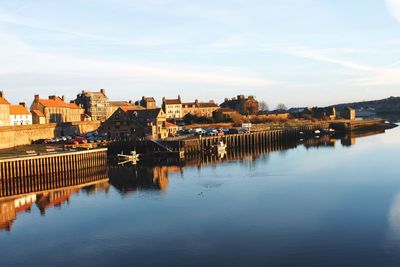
<box><xmin>1</xmin><ymin>126</ymin><xmax>400</xmax><ymax>266</ymax></box>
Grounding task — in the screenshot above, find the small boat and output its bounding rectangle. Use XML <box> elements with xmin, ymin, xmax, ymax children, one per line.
<box><xmin>117</xmin><ymin>151</ymin><xmax>140</xmax><ymax>165</ymax></box>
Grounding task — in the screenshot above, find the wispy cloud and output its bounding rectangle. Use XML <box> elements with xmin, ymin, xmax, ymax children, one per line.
<box><xmin>386</xmin><ymin>0</ymin><xmax>400</xmax><ymax>22</ymax></box>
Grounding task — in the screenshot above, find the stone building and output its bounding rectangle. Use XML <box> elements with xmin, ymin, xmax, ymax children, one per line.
<box><xmin>340</xmin><ymin>107</ymin><xmax>356</xmax><ymax>120</ymax></box>
<box><xmin>182</xmin><ymin>100</ymin><xmax>219</xmax><ymax>117</ymax></box>
<box><xmin>107</xmin><ymin>101</ymin><xmax>143</xmax><ymax>117</ymax></box>
<box><xmin>9</xmin><ymin>103</ymin><xmax>32</xmax><ymax>125</ymax></box>
<box><xmin>0</xmin><ymin>91</ymin><xmax>10</xmax><ymax>127</ymax></box>
<box><xmin>137</xmin><ymin>96</ymin><xmax>157</xmax><ymax>109</ymax></box>
<box><xmin>311</xmin><ymin>107</ymin><xmax>336</xmax><ymax>120</ymax></box>
<box><xmin>162</xmin><ymin>96</ymin><xmax>182</xmax><ymax>119</ymax></box>
<box><xmin>74</xmin><ymin>89</ymin><xmax>109</xmax><ymax>121</ymax></box>
<box><xmin>31</xmin><ymin>110</ymin><xmax>46</xmax><ymax>124</ymax></box>
<box><xmin>30</xmin><ymin>95</ymin><xmax>84</xmax><ymax>123</ymax></box>
<box><xmin>213</xmin><ymin>107</ymin><xmax>239</xmax><ymax>121</ymax></box>
<box><xmin>101</xmin><ymin>107</ymin><xmax>169</xmax><ymax>140</ymax></box>
<box><xmin>220</xmin><ymin>95</ymin><xmax>259</xmax><ymax>115</ymax></box>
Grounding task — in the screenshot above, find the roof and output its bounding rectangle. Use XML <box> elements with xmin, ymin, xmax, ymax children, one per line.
<box><xmin>198</xmin><ymin>102</ymin><xmax>218</xmax><ymax>108</ymax></box>
<box><xmin>163</xmin><ymin>99</ymin><xmax>181</xmax><ymax>105</ymax></box>
<box><xmin>142</xmin><ymin>97</ymin><xmax>156</xmax><ymax>102</ymax></box>
<box><xmin>37</xmin><ymin>97</ymin><xmax>82</xmax><ymax>109</ymax></box>
<box><xmin>120</xmin><ymin>106</ymin><xmax>145</xmax><ymax>112</ymax></box>
<box><xmin>164</xmin><ymin>121</ymin><xmax>177</xmax><ymax>127</ymax></box>
<box><xmin>126</xmin><ymin>108</ymin><xmax>163</xmax><ymax>121</ymax></box>
<box><xmin>109</xmin><ymin>101</ymin><xmax>133</xmax><ymax>107</ymax></box>
<box><xmin>0</xmin><ymin>97</ymin><xmax>10</xmax><ymax>105</ymax></box>
<box><xmin>10</xmin><ymin>105</ymin><xmax>31</xmax><ymax>115</ymax></box>
<box><xmin>31</xmin><ymin>109</ymin><xmax>45</xmax><ymax>117</ymax></box>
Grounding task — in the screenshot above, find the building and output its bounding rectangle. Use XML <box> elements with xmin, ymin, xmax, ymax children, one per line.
<box><xmin>137</xmin><ymin>96</ymin><xmax>157</xmax><ymax>109</ymax></box>
<box><xmin>101</xmin><ymin>107</ymin><xmax>169</xmax><ymax>140</ymax></box>
<box><xmin>220</xmin><ymin>95</ymin><xmax>259</xmax><ymax>115</ymax></box>
<box><xmin>30</xmin><ymin>95</ymin><xmax>84</xmax><ymax>123</ymax></box>
<box><xmin>162</xmin><ymin>96</ymin><xmax>182</xmax><ymax>119</ymax></box>
<box><xmin>9</xmin><ymin>103</ymin><xmax>32</xmax><ymax>125</ymax></box>
<box><xmin>107</xmin><ymin>101</ymin><xmax>143</xmax><ymax>117</ymax></box>
<box><xmin>340</xmin><ymin>107</ymin><xmax>356</xmax><ymax>120</ymax></box>
<box><xmin>74</xmin><ymin>89</ymin><xmax>109</xmax><ymax>121</ymax></box>
<box><xmin>31</xmin><ymin>109</ymin><xmax>46</xmax><ymax>124</ymax></box>
<box><xmin>181</xmin><ymin>100</ymin><xmax>219</xmax><ymax>117</ymax></box>
<box><xmin>311</xmin><ymin>107</ymin><xmax>336</xmax><ymax>120</ymax></box>
<box><xmin>0</xmin><ymin>91</ymin><xmax>10</xmax><ymax>127</ymax></box>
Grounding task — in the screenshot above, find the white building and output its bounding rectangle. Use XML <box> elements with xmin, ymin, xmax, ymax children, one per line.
<box><xmin>10</xmin><ymin>104</ymin><xmax>32</xmax><ymax>126</ymax></box>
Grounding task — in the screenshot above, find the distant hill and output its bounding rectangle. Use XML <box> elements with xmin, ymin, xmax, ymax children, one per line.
<box><xmin>329</xmin><ymin>96</ymin><xmax>400</xmax><ymax>113</ymax></box>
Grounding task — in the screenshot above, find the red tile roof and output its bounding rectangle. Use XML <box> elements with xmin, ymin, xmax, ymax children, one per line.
<box><xmin>0</xmin><ymin>97</ymin><xmax>10</xmax><ymax>105</ymax></box>
<box><xmin>163</xmin><ymin>99</ymin><xmax>181</xmax><ymax>105</ymax></box>
<box><xmin>120</xmin><ymin>106</ymin><xmax>145</xmax><ymax>112</ymax></box>
<box><xmin>31</xmin><ymin>109</ymin><xmax>45</xmax><ymax>117</ymax></box>
<box><xmin>10</xmin><ymin>105</ymin><xmax>31</xmax><ymax>115</ymax></box>
<box><xmin>164</xmin><ymin>121</ymin><xmax>177</xmax><ymax>127</ymax></box>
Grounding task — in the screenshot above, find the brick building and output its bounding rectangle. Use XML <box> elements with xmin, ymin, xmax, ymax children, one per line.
<box><xmin>74</xmin><ymin>89</ymin><xmax>109</xmax><ymax>121</ymax></box>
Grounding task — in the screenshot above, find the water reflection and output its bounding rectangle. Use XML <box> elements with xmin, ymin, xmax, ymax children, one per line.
<box><xmin>0</xmin><ymin>129</ymin><xmax>392</xmax><ymax>233</ymax></box>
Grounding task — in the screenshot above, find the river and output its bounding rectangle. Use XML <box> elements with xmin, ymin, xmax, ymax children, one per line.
<box><xmin>1</xmin><ymin>123</ymin><xmax>400</xmax><ymax>267</ymax></box>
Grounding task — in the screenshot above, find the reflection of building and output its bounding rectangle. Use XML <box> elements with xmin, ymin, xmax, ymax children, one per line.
<box><xmin>0</xmin><ymin>194</ymin><xmax>36</xmax><ymax>231</ymax></box>
<box><xmin>108</xmin><ymin>165</ymin><xmax>182</xmax><ymax>195</ymax></box>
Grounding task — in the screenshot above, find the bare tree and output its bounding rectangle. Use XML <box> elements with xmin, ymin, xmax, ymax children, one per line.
<box><xmin>259</xmin><ymin>101</ymin><xmax>269</xmax><ymax>112</ymax></box>
<box><xmin>276</xmin><ymin>103</ymin><xmax>287</xmax><ymax>111</ymax></box>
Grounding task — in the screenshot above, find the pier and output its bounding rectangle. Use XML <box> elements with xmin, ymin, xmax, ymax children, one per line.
<box><xmin>0</xmin><ymin>148</ymin><xmax>108</xmax><ymax>197</ymax></box>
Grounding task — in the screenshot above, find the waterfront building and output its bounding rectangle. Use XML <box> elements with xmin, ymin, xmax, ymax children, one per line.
<box><xmin>30</xmin><ymin>95</ymin><xmax>84</xmax><ymax>123</ymax></box>
<box><xmin>220</xmin><ymin>95</ymin><xmax>259</xmax><ymax>115</ymax></box>
<box><xmin>107</xmin><ymin>101</ymin><xmax>143</xmax><ymax>118</ymax></box>
<box><xmin>182</xmin><ymin>99</ymin><xmax>219</xmax><ymax>118</ymax></box>
<box><xmin>74</xmin><ymin>89</ymin><xmax>109</xmax><ymax>121</ymax></box>
<box><xmin>9</xmin><ymin>103</ymin><xmax>32</xmax><ymax>125</ymax></box>
<box><xmin>31</xmin><ymin>109</ymin><xmax>46</xmax><ymax>124</ymax></box>
<box><xmin>311</xmin><ymin>107</ymin><xmax>337</xmax><ymax>120</ymax></box>
<box><xmin>162</xmin><ymin>95</ymin><xmax>182</xmax><ymax>119</ymax></box>
<box><xmin>101</xmin><ymin>107</ymin><xmax>169</xmax><ymax>139</ymax></box>
<box><xmin>137</xmin><ymin>96</ymin><xmax>157</xmax><ymax>109</ymax></box>
<box><xmin>340</xmin><ymin>107</ymin><xmax>356</xmax><ymax>120</ymax></box>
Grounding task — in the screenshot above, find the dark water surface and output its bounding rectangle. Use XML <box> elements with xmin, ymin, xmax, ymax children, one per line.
<box><xmin>1</xmin><ymin>126</ymin><xmax>400</xmax><ymax>267</ymax></box>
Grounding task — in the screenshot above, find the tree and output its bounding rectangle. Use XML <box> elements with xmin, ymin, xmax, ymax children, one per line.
<box><xmin>276</xmin><ymin>103</ymin><xmax>287</xmax><ymax>111</ymax></box>
<box><xmin>244</xmin><ymin>101</ymin><xmax>259</xmax><ymax>115</ymax></box>
<box><xmin>259</xmin><ymin>101</ymin><xmax>269</xmax><ymax>112</ymax></box>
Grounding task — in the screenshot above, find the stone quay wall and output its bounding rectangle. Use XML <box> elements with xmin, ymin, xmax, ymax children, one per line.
<box><xmin>0</xmin><ymin>121</ymin><xmax>101</xmax><ymax>149</ymax></box>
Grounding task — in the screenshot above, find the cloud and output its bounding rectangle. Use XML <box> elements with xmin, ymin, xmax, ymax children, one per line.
<box><xmin>386</xmin><ymin>0</ymin><xmax>400</xmax><ymax>22</ymax></box>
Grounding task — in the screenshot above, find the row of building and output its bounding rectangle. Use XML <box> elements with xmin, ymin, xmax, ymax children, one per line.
<box><xmin>0</xmin><ymin>88</ymin><xmax>261</xmax><ymax>127</ymax></box>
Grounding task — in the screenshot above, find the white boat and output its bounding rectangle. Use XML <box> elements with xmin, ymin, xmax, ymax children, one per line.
<box><xmin>117</xmin><ymin>151</ymin><xmax>140</xmax><ymax>165</ymax></box>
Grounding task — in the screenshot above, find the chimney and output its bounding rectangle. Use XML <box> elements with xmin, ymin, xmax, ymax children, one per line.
<box><xmin>178</xmin><ymin>95</ymin><xmax>181</xmax><ymax>101</ymax></box>
<box><xmin>224</xmin><ymin>98</ymin><xmax>228</xmax><ymax>102</ymax></box>
<box><xmin>49</xmin><ymin>95</ymin><xmax>56</xmax><ymax>100</ymax></box>
<box><xmin>62</xmin><ymin>95</ymin><xmax>65</xmax><ymax>101</ymax></box>
<box><xmin>0</xmin><ymin>91</ymin><xmax>3</xmax><ymax>98</ymax></box>
<box><xmin>100</xmin><ymin>89</ymin><xmax>106</xmax><ymax>95</ymax></box>
<box><xmin>129</xmin><ymin>100</ymin><xmax>133</xmax><ymax>104</ymax></box>
<box><xmin>34</xmin><ymin>95</ymin><xmax>40</xmax><ymax>102</ymax></box>
<box><xmin>162</xmin><ymin>97</ymin><xmax>166</xmax><ymax>102</ymax></box>
<box><xmin>209</xmin><ymin>100</ymin><xmax>214</xmax><ymax>103</ymax></box>
<box><xmin>19</xmin><ymin>102</ymin><xmax>26</xmax><ymax>107</ymax></box>
<box><xmin>195</xmin><ymin>99</ymin><xmax>199</xmax><ymax>104</ymax></box>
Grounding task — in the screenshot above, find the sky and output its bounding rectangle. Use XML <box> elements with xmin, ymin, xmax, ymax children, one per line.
<box><xmin>1</xmin><ymin>0</ymin><xmax>400</xmax><ymax>108</ymax></box>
